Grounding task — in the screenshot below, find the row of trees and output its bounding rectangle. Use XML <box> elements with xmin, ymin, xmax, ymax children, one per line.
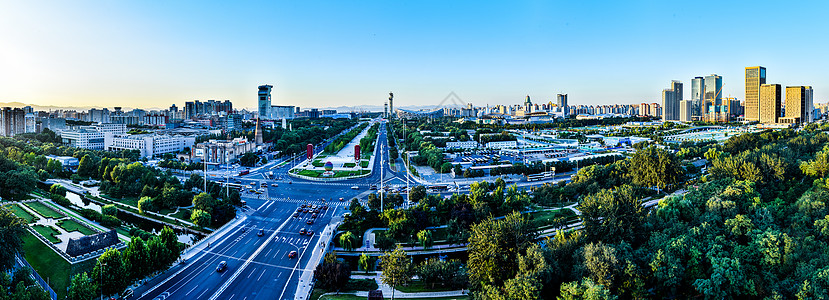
<box><xmin>324</xmin><ymin>123</ymin><xmax>368</xmax><ymax>154</ymax></box>
<box><xmin>68</xmin><ymin>227</ymin><xmax>182</xmax><ymax>298</ymax></box>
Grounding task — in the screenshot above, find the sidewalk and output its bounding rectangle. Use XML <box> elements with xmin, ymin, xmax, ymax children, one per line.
<box><xmin>295</xmin><ymin>219</ymin><xmax>343</xmax><ymax>300</ymax></box>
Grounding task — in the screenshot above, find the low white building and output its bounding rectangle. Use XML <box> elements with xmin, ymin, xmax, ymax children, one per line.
<box><xmin>107</xmin><ymin>134</ymin><xmax>195</xmax><ymax>158</ymax></box>
<box><xmin>61</xmin><ymin>128</ymin><xmax>110</xmax><ymax>150</ymax></box>
<box><xmin>445</xmin><ymin>141</ymin><xmax>479</xmax><ymax>149</ymax></box>
<box><xmin>484</xmin><ymin>140</ymin><xmax>518</xmax><ymax>149</ymax></box>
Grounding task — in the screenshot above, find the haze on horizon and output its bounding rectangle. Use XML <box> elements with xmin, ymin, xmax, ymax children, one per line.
<box><xmin>1</xmin><ymin>1</ymin><xmax>826</xmax><ymax>110</ymax></box>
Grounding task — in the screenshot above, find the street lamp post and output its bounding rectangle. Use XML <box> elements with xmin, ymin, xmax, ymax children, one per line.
<box><xmin>99</xmin><ymin>262</ymin><xmax>107</xmax><ymax>300</ymax></box>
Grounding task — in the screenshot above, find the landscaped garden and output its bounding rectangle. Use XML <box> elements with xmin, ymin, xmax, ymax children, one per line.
<box><xmin>25</xmin><ymin>201</ymin><xmax>64</xmax><ymax>219</ymax></box>
<box><xmin>32</xmin><ymin>224</ymin><xmax>62</xmax><ymax>243</ymax></box>
<box><xmin>57</xmin><ymin>218</ymin><xmax>97</xmax><ymax>235</ymax></box>
<box><xmin>5</xmin><ymin>204</ymin><xmax>39</xmax><ymax>223</ymax></box>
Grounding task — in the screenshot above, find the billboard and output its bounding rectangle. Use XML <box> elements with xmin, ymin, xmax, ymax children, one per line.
<box><xmin>355</xmin><ymin>145</ymin><xmax>361</xmax><ymax>161</ymax></box>
<box><xmin>307</xmin><ymin>144</ymin><xmax>314</xmax><ymax>160</ymax></box>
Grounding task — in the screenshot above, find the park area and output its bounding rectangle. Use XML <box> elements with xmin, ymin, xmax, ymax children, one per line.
<box><xmin>291</xmin><ymin>122</ymin><xmax>378</xmax><ymax>179</ymax></box>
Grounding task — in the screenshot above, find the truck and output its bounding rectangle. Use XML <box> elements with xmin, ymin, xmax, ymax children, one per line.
<box><xmin>239</xmin><ymin>170</ymin><xmax>250</xmax><ymax>176</ymax></box>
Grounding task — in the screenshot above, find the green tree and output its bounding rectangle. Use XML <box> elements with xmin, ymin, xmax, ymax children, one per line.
<box><xmin>77</xmin><ymin>154</ymin><xmax>97</xmax><ymax>177</ymax></box>
<box><xmin>358</xmin><ymin>253</ymin><xmax>375</xmax><ymax>273</ymax></box>
<box><xmin>558</xmin><ymin>278</ymin><xmax>617</xmax><ymax>300</ymax></box>
<box><xmin>159</xmin><ymin>226</ymin><xmax>181</xmax><ymax>264</ymax></box>
<box><xmin>101</xmin><ymin>204</ymin><xmax>117</xmax><ymax>217</ymax></box>
<box><xmin>147</xmin><ymin>236</ymin><xmax>172</xmax><ymax>271</ymax></box>
<box><xmin>582</xmin><ymin>242</ymin><xmax>621</xmax><ymax>289</ymax></box>
<box><xmin>417</xmin><ymin>229</ymin><xmax>433</xmax><ymax>249</ymax></box>
<box><xmin>380</xmin><ymin>246</ymin><xmax>412</xmax><ymax>300</ymax></box>
<box><xmin>339</xmin><ymin>231</ymin><xmax>356</xmax><ymax>251</ymax></box>
<box><xmin>629</xmin><ymin>146</ymin><xmax>681</xmax><ymax>191</ymax></box>
<box><xmin>415</xmin><ymin>258</ymin><xmax>465</xmax><ymax>289</ymax></box>
<box><xmin>313</xmin><ymin>253</ymin><xmax>350</xmax><ymax>293</ymax></box>
<box><xmin>49</xmin><ymin>184</ymin><xmax>67</xmax><ymax>197</ymax></box>
<box><xmin>467</xmin><ymin>212</ymin><xmax>537</xmax><ymax>291</ymax></box>
<box><xmin>239</xmin><ymin>153</ymin><xmax>258</xmax><ymax>167</ymax></box>
<box><xmin>137</xmin><ymin>196</ymin><xmax>155</xmax><ymax>214</ymax></box>
<box><xmin>191</xmin><ymin>209</ymin><xmax>211</xmax><ymax>227</ymax></box>
<box><xmin>91</xmin><ymin>248</ymin><xmax>127</xmax><ymax>296</ymax></box>
<box><xmin>375</xmin><ymin>232</ymin><xmax>396</xmax><ymax>252</ymax></box>
<box><xmin>410</xmin><ymin>185</ymin><xmax>427</xmax><ymax>203</ymax></box>
<box><xmin>123</xmin><ymin>237</ymin><xmax>151</xmax><ymax>280</ymax></box>
<box><xmin>192</xmin><ymin>193</ymin><xmax>216</xmax><ymax>214</ymax></box>
<box><xmin>0</xmin><ymin>208</ymin><xmax>26</xmax><ymax>271</ymax></box>
<box><xmin>67</xmin><ymin>272</ymin><xmax>97</xmax><ymax>300</ymax></box>
<box><xmin>578</xmin><ymin>185</ymin><xmax>646</xmax><ymax>244</ymax></box>
<box><xmin>801</xmin><ymin>146</ymin><xmax>829</xmax><ymax>178</ymax></box>
<box><xmin>440</xmin><ymin>162</ymin><xmax>453</xmax><ymax>173</ymax></box>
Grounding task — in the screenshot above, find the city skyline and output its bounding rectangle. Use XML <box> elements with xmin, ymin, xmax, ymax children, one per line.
<box><xmin>1</xmin><ymin>1</ymin><xmax>827</xmax><ymax>110</ymax></box>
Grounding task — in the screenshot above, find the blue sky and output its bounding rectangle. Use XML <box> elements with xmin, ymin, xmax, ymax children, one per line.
<box><xmin>0</xmin><ymin>1</ymin><xmax>826</xmax><ymax>110</ymax></box>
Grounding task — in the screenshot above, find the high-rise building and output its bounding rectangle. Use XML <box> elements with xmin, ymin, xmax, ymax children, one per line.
<box><xmin>784</xmin><ymin>86</ymin><xmax>814</xmax><ymax>125</ymax></box>
<box><xmin>0</xmin><ymin>107</ymin><xmax>26</xmax><ymax>137</ymax></box>
<box><xmin>258</xmin><ymin>85</ymin><xmax>273</xmax><ymax>119</ymax></box>
<box><xmin>556</xmin><ymin>94</ymin><xmax>568</xmax><ymax>116</ymax></box>
<box><xmin>679</xmin><ymin>100</ymin><xmax>693</xmax><ymax>122</ymax></box>
<box><xmin>184</xmin><ymin>101</ymin><xmax>195</xmax><ymax>119</ymax></box>
<box><xmin>388</xmin><ymin>92</ymin><xmax>394</xmax><ymax>118</ymax></box>
<box><xmin>745</xmin><ymin>66</ymin><xmax>767</xmax><ymax>121</ymax></box>
<box><xmin>662</xmin><ymin>89</ymin><xmax>677</xmax><ymax>121</ymax></box>
<box><xmin>662</xmin><ymin>81</ymin><xmax>682</xmax><ymax>121</ymax></box>
<box><xmin>691</xmin><ymin>77</ymin><xmax>704</xmax><ymax>118</ymax></box>
<box><xmin>759</xmin><ymin>84</ymin><xmax>781</xmax><ymax>124</ymax></box>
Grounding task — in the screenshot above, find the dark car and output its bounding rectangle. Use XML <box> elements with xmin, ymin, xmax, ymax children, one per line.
<box><xmin>311</xmin><ymin>213</ymin><xmax>317</xmax><ymax>219</ymax></box>
<box><xmin>306</xmin><ymin>219</ymin><xmax>314</xmax><ymax>225</ymax></box>
<box><xmin>303</xmin><ymin>209</ymin><xmax>309</xmax><ymax>213</ymax></box>
<box><xmin>216</xmin><ymin>261</ymin><xmax>228</xmax><ymax>272</ymax></box>
<box><xmin>296</xmin><ymin>208</ymin><xmax>303</xmax><ymax>212</ymax></box>
<box><xmin>258</xmin><ymin>229</ymin><xmax>264</xmax><ymax>237</ymax></box>
<box><xmin>299</xmin><ymin>228</ymin><xmax>306</xmax><ymax>235</ymax></box>
<box><xmin>301</xmin><ymin>204</ymin><xmax>306</xmax><ymax>208</ymax></box>
<box><xmin>306</xmin><ymin>230</ymin><xmax>314</xmax><ymax>236</ymax></box>
<box><xmin>288</xmin><ymin>251</ymin><xmax>297</xmax><ymax>259</ymax></box>
<box><xmin>322</xmin><ymin>205</ymin><xmax>328</xmax><ymax>210</ymax></box>
<box><xmin>293</xmin><ymin>212</ymin><xmax>300</xmax><ymax>218</ymax></box>
<box><xmin>314</xmin><ymin>209</ymin><xmax>320</xmax><ymax>213</ymax></box>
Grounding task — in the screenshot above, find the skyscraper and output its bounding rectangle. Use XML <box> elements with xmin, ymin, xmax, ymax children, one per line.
<box><xmin>662</xmin><ymin>81</ymin><xmax>682</xmax><ymax>121</ymax></box>
<box><xmin>679</xmin><ymin>100</ymin><xmax>693</xmax><ymax>122</ymax></box>
<box><xmin>388</xmin><ymin>92</ymin><xmax>394</xmax><ymax>118</ymax></box>
<box><xmin>785</xmin><ymin>86</ymin><xmax>814</xmax><ymax>124</ymax></box>
<box><xmin>258</xmin><ymin>84</ymin><xmax>273</xmax><ymax>119</ymax></box>
<box><xmin>691</xmin><ymin>77</ymin><xmax>704</xmax><ymax>119</ymax></box>
<box><xmin>745</xmin><ymin>66</ymin><xmax>767</xmax><ymax>122</ymax></box>
<box><xmin>704</xmin><ymin>74</ymin><xmax>723</xmax><ymax>121</ymax></box>
<box><xmin>556</xmin><ymin>94</ymin><xmax>568</xmax><ymax>116</ymax></box>
<box><xmin>759</xmin><ymin>84</ymin><xmax>781</xmax><ymax>124</ymax></box>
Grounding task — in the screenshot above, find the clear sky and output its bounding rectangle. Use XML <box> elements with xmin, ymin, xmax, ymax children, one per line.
<box><xmin>1</xmin><ymin>1</ymin><xmax>826</xmax><ymax>110</ymax></box>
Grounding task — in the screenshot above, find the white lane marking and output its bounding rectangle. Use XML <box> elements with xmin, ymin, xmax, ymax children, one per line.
<box><xmin>185</xmin><ymin>285</ymin><xmax>199</xmax><ymax>296</ymax></box>
<box><xmin>257</xmin><ymin>269</ymin><xmax>266</xmax><ymax>282</ymax></box>
<box><xmin>209</xmin><ymin>213</ymin><xmax>295</xmax><ymax>300</ymax></box>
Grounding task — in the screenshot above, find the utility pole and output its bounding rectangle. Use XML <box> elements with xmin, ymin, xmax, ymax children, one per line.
<box><xmin>380</xmin><ymin>144</ymin><xmax>384</xmax><ymax>212</ymax></box>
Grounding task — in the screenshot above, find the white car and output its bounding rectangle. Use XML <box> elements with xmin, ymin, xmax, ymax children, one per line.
<box><xmin>351</xmin><ymin>186</ymin><xmax>360</xmax><ymax>190</ymax></box>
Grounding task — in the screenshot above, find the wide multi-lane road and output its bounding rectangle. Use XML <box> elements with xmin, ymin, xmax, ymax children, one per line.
<box><xmin>135</xmin><ymin>120</ymin><xmax>391</xmax><ymax>300</ymax></box>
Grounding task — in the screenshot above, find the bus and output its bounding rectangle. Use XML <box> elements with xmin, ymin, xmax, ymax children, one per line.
<box><xmin>239</xmin><ymin>170</ymin><xmax>250</xmax><ymax>176</ymax></box>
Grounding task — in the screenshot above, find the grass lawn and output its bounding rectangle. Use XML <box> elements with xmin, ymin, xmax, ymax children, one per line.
<box><xmin>527</xmin><ymin>209</ymin><xmax>577</xmax><ymax>227</ymax></box>
<box><xmin>171</xmin><ymin>208</ymin><xmax>191</xmax><ymax>220</ymax></box>
<box><xmin>24</xmin><ymin>201</ymin><xmax>64</xmax><ymax>219</ymax></box>
<box><xmin>115</xmin><ymin>226</ymin><xmax>131</xmax><ymax>237</ymax></box>
<box><xmin>22</xmin><ymin>231</ymin><xmax>96</xmax><ymax>300</ymax></box>
<box><xmin>57</xmin><ymin>219</ymin><xmax>96</xmax><ymax>235</ymax></box>
<box><xmin>333</xmin><ymin>170</ymin><xmax>370</xmax><ymax>178</ymax></box>
<box><xmin>158</xmin><ymin>207</ymin><xmax>176</xmax><ymax>215</ymax></box>
<box><xmin>396</xmin><ymin>281</ymin><xmax>459</xmax><ymax>293</ymax></box>
<box><xmin>343</xmin><ymin>162</ymin><xmax>357</xmax><ymax>168</ymax></box>
<box><xmin>298</xmin><ymin>170</ymin><xmax>324</xmax><ymax>178</ymax></box>
<box><xmin>360</xmin><ymin>160</ymin><xmax>369</xmax><ymax>168</ymax></box>
<box><xmin>5</xmin><ymin>204</ymin><xmax>39</xmax><ymax>223</ymax></box>
<box><xmin>32</xmin><ymin>225</ymin><xmax>62</xmax><ymax>244</ymax></box>
<box><xmin>312</xmin><ymin>160</ymin><xmax>325</xmax><ymax>167</ymax></box>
